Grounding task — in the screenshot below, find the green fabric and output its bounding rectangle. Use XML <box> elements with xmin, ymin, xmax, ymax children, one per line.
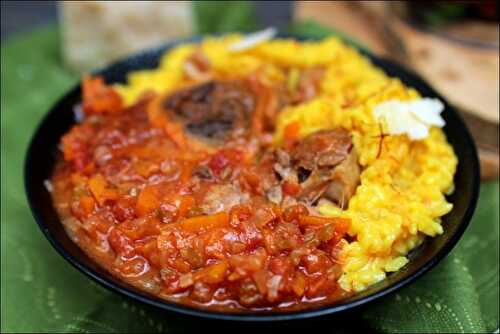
<box><xmin>193</xmin><ymin>1</ymin><xmax>257</xmax><ymax>34</ymax></box>
<box><xmin>1</xmin><ymin>16</ymin><xmax>499</xmax><ymax>334</ymax></box>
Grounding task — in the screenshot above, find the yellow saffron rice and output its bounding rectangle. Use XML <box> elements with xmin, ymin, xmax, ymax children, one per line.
<box><xmin>115</xmin><ymin>35</ymin><xmax>458</xmax><ymax>293</ymax></box>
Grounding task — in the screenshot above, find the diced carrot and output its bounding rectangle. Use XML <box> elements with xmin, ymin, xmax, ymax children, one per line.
<box><xmin>71</xmin><ymin>173</ymin><xmax>87</xmax><ymax>187</ymax></box>
<box><xmin>173</xmin><ymin>258</ymin><xmax>191</xmax><ymax>273</ymax></box>
<box><xmin>134</xmin><ymin>161</ymin><xmax>160</xmax><ymax>178</ymax></box>
<box><xmin>141</xmin><ymin>239</ymin><xmax>161</xmax><ymax>267</ymax></box>
<box><xmin>177</xmin><ymin>195</ymin><xmax>195</xmax><ymax>217</ymax></box>
<box><xmin>283</xmin><ymin>121</ymin><xmax>300</xmax><ymax>147</ymax></box>
<box><xmin>327</xmin><ymin>218</ymin><xmax>351</xmax><ymax>246</ymax></box>
<box><xmin>194</xmin><ymin>261</ymin><xmax>228</xmax><ymax>284</ymax></box>
<box><xmin>121</xmin><ymin>217</ymin><xmax>161</xmax><ymax>240</ymax></box>
<box><xmin>299</xmin><ymin>215</ymin><xmax>351</xmax><ymax>228</ymax></box>
<box><xmin>163</xmin><ymin>212</ymin><xmax>229</xmax><ymax>234</ymax></box>
<box><xmin>79</xmin><ymin>195</ymin><xmax>95</xmax><ymax>215</ymax></box>
<box><xmin>88</xmin><ymin>174</ymin><xmax>117</xmax><ymax>205</ymax></box>
<box><xmin>136</xmin><ymin>186</ymin><xmax>161</xmax><ymax>216</ymax></box>
<box><xmin>291</xmin><ymin>272</ymin><xmax>306</xmax><ymax>297</ymax></box>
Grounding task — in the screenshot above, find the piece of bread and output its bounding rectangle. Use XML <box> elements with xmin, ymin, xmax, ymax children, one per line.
<box><xmin>59</xmin><ymin>1</ymin><xmax>193</xmax><ymax>73</ymax></box>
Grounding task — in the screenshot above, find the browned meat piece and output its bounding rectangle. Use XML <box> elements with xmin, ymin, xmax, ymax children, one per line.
<box><xmin>288</xmin><ymin>129</ymin><xmax>360</xmax><ymax>208</ymax></box>
<box><xmin>324</xmin><ymin>150</ymin><xmax>360</xmax><ymax>207</ymax></box>
<box><xmin>290</xmin><ymin>129</ymin><xmax>352</xmax><ymax>170</ymax></box>
<box><xmin>163</xmin><ymin>80</ymin><xmax>256</xmax><ymax>141</ymax></box>
<box><xmin>298</xmin><ymin>150</ymin><xmax>360</xmax><ymax>208</ymax></box>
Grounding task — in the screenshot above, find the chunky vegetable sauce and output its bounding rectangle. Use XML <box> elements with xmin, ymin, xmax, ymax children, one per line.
<box><xmin>51</xmin><ymin>75</ymin><xmax>360</xmax><ymax>312</ymax></box>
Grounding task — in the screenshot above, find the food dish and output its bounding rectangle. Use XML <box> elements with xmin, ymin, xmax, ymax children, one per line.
<box><xmin>25</xmin><ymin>34</ymin><xmax>479</xmax><ymax>320</ymax></box>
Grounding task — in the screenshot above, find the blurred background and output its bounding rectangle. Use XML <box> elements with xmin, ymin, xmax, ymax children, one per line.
<box><xmin>1</xmin><ymin>0</ymin><xmax>498</xmax><ymax>178</ymax></box>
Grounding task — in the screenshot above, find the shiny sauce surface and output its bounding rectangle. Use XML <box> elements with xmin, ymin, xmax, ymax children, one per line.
<box><xmin>51</xmin><ymin>76</ymin><xmax>358</xmax><ymax>312</ymax></box>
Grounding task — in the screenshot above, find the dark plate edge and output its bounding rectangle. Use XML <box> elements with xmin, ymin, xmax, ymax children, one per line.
<box><xmin>23</xmin><ymin>33</ymin><xmax>481</xmax><ymax>322</ymax></box>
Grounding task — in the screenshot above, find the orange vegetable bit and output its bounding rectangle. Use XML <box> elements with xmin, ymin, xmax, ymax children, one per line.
<box><xmin>193</xmin><ymin>261</ymin><xmax>228</xmax><ymax>284</ymax></box>
<box><xmin>87</xmin><ymin>174</ymin><xmax>118</xmax><ymax>206</ymax></box>
<box><xmin>177</xmin><ymin>195</ymin><xmax>196</xmax><ymax>217</ymax></box>
<box><xmin>79</xmin><ymin>195</ymin><xmax>96</xmax><ymax>216</ymax></box>
<box><xmin>282</xmin><ymin>180</ymin><xmax>301</xmax><ymax>196</ymax></box>
<box><xmin>136</xmin><ymin>186</ymin><xmax>161</xmax><ymax>217</ymax></box>
<box><xmin>140</xmin><ymin>239</ymin><xmax>161</xmax><ymax>267</ymax></box>
<box><xmin>82</xmin><ymin>76</ymin><xmax>123</xmax><ymax>114</ymax></box>
<box><xmin>291</xmin><ymin>271</ymin><xmax>306</xmax><ymax>297</ymax></box>
<box><xmin>163</xmin><ymin>212</ymin><xmax>230</xmax><ymax>234</ymax></box>
<box><xmin>299</xmin><ymin>215</ymin><xmax>351</xmax><ymax>229</ymax></box>
<box><xmin>283</xmin><ymin>121</ymin><xmax>301</xmax><ymax>148</ymax></box>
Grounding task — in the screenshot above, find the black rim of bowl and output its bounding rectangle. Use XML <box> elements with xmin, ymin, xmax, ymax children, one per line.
<box><xmin>24</xmin><ymin>34</ymin><xmax>480</xmax><ymax>321</ymax></box>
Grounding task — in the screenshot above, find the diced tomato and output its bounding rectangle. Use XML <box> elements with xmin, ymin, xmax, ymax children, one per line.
<box><xmin>208</xmin><ymin>152</ymin><xmax>229</xmax><ymax>175</ymax></box>
<box><xmin>61</xmin><ymin>126</ymin><xmax>94</xmax><ymax>171</ymax></box>
<box><xmin>112</xmin><ymin>197</ymin><xmax>136</xmax><ymax>222</ymax></box>
<box><xmin>282</xmin><ymin>204</ymin><xmax>309</xmax><ymax>222</ymax></box>
<box><xmin>229</xmin><ymin>204</ymin><xmax>252</xmax><ymax>225</ymax></box>
<box><xmin>229</xmin><ymin>248</ymin><xmax>267</xmax><ymax>275</ymax></box>
<box><xmin>282</xmin><ymin>180</ymin><xmax>301</xmax><ymax>196</ymax></box>
<box><xmin>108</xmin><ymin>227</ymin><xmax>134</xmax><ymax>257</ymax></box>
<box><xmin>208</xmin><ymin>149</ymin><xmax>243</xmax><ymax>176</ymax></box>
<box><xmin>52</xmin><ymin>74</ymin><xmax>362</xmax><ymax>310</ymax></box>
<box><xmin>239</xmin><ymin>170</ymin><xmax>262</xmax><ymax>194</ymax></box>
<box><xmin>302</xmin><ymin>251</ymin><xmax>332</xmax><ymax>275</ymax></box>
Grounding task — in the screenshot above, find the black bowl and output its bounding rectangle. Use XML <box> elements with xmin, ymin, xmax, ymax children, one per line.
<box><xmin>24</xmin><ymin>35</ymin><xmax>480</xmax><ymax>321</ymax></box>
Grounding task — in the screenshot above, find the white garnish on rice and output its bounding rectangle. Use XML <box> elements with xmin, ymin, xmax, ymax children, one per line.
<box><xmin>228</xmin><ymin>27</ymin><xmax>277</xmax><ymax>52</ymax></box>
<box><xmin>373</xmin><ymin>98</ymin><xmax>445</xmax><ymax>140</ymax></box>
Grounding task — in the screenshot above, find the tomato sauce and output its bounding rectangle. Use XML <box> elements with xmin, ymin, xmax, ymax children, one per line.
<box><xmin>50</xmin><ymin>77</ymin><xmax>353</xmax><ymax>312</ymax></box>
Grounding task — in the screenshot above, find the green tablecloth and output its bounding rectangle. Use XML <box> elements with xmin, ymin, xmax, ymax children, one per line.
<box><xmin>1</xmin><ymin>19</ymin><xmax>499</xmax><ymax>334</ymax></box>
